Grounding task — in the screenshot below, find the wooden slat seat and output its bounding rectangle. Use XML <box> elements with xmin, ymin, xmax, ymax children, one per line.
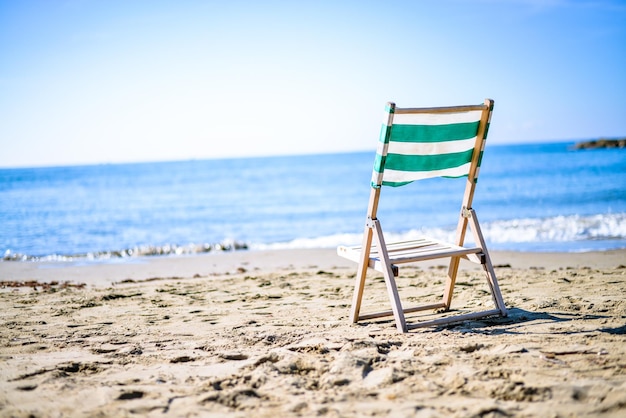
<box><xmin>338</xmin><ymin>238</ymin><xmax>484</xmax><ymax>275</ymax></box>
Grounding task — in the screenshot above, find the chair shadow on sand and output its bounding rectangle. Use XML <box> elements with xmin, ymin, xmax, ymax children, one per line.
<box><xmin>422</xmin><ymin>307</ymin><xmax>621</xmax><ymax>336</ymax></box>
<box><xmin>358</xmin><ymin>307</ymin><xmax>623</xmax><ymax>336</ymax></box>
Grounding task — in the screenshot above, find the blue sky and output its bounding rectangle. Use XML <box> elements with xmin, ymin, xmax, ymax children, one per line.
<box><xmin>1</xmin><ymin>0</ymin><xmax>625</xmax><ymax>168</ymax></box>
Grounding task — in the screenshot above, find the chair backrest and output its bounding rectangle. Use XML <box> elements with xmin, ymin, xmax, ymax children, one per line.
<box><xmin>371</xmin><ymin>99</ymin><xmax>494</xmax><ymax>188</ymax></box>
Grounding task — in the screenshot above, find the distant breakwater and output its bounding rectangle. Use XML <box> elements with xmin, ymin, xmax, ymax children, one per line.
<box><xmin>574</xmin><ymin>138</ymin><xmax>626</xmax><ymax>150</ymax></box>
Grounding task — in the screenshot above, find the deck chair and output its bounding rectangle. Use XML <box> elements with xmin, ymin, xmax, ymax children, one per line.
<box><xmin>337</xmin><ymin>99</ymin><xmax>507</xmax><ymax>333</ymax></box>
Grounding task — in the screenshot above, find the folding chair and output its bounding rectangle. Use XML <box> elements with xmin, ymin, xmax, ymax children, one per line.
<box><xmin>337</xmin><ymin>99</ymin><xmax>507</xmax><ymax>333</ymax></box>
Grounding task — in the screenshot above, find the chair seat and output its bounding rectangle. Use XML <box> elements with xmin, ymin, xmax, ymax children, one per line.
<box><xmin>338</xmin><ymin>237</ymin><xmax>484</xmax><ymax>275</ymax></box>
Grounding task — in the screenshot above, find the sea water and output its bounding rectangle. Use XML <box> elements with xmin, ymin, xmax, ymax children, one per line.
<box><xmin>1</xmin><ymin>142</ymin><xmax>625</xmax><ymax>260</ymax></box>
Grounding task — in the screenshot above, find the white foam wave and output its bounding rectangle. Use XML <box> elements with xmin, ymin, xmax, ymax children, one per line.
<box><xmin>251</xmin><ymin>213</ymin><xmax>626</xmax><ymax>251</ymax></box>
<box><xmin>483</xmin><ymin>213</ymin><xmax>626</xmax><ymax>243</ymax></box>
<box><xmin>252</xmin><ymin>233</ymin><xmax>365</xmax><ymax>251</ymax></box>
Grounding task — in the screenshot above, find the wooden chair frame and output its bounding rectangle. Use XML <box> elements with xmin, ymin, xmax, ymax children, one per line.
<box><xmin>338</xmin><ymin>99</ymin><xmax>507</xmax><ymax>332</ymax></box>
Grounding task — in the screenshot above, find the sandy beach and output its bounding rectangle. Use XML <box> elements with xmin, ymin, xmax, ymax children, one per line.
<box><xmin>1</xmin><ymin>248</ymin><xmax>625</xmax><ymax>417</ymax></box>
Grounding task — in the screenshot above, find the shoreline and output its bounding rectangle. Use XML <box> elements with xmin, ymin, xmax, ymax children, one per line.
<box><xmin>1</xmin><ymin>248</ymin><xmax>625</xmax><ymax>288</ymax></box>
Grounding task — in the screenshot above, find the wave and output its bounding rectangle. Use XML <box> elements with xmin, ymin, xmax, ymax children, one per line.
<box><xmin>254</xmin><ymin>213</ymin><xmax>626</xmax><ymax>251</ymax></box>
<box><xmin>483</xmin><ymin>213</ymin><xmax>626</xmax><ymax>244</ymax></box>
<box><xmin>2</xmin><ymin>240</ymin><xmax>249</xmax><ymax>262</ymax></box>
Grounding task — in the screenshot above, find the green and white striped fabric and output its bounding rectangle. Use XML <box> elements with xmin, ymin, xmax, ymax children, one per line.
<box><xmin>371</xmin><ymin>103</ymin><xmax>491</xmax><ymax>188</ymax></box>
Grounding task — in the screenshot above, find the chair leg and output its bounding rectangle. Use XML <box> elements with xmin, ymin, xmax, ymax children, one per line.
<box><xmin>467</xmin><ymin>209</ymin><xmax>507</xmax><ymax>315</ymax></box>
<box><xmin>481</xmin><ymin>253</ymin><xmax>507</xmax><ymax>315</ymax></box>
<box><xmin>371</xmin><ymin>220</ymin><xmax>407</xmax><ymax>332</ymax></box>
<box><xmin>443</xmin><ymin>256</ymin><xmax>461</xmax><ymax>310</ymax></box>
<box><xmin>381</xmin><ymin>264</ymin><xmax>408</xmax><ymax>332</ymax></box>
<box><xmin>350</xmin><ymin>226</ymin><xmax>373</xmax><ymax>323</ymax></box>
<box><xmin>444</xmin><ymin>207</ymin><xmax>469</xmax><ymax>310</ymax></box>
<box><xmin>349</xmin><ymin>266</ymin><xmax>367</xmax><ymax>323</ymax></box>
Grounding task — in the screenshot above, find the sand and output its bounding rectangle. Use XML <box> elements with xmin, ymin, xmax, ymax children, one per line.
<box><xmin>1</xmin><ymin>249</ymin><xmax>625</xmax><ymax>417</ymax></box>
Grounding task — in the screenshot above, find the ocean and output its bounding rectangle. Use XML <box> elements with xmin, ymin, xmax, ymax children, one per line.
<box><xmin>1</xmin><ymin>142</ymin><xmax>625</xmax><ymax>261</ymax></box>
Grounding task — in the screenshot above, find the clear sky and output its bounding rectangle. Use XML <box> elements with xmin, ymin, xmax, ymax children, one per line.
<box><xmin>1</xmin><ymin>0</ymin><xmax>625</xmax><ymax>168</ymax></box>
